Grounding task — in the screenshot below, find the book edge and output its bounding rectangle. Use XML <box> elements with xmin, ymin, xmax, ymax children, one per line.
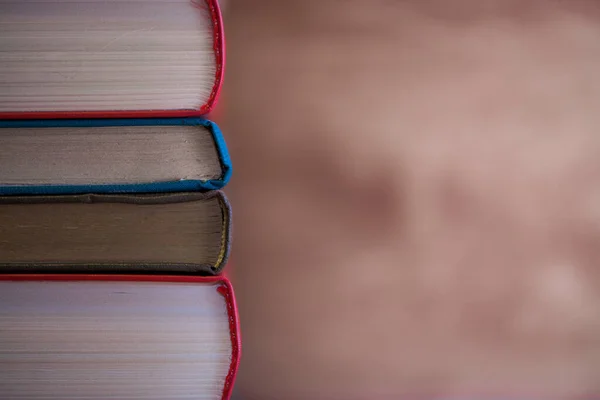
<box><xmin>0</xmin><ymin>118</ymin><xmax>231</xmax><ymax>194</ymax></box>
<box><xmin>0</xmin><ymin>0</ymin><xmax>225</xmax><ymax>120</ymax></box>
<box><xmin>0</xmin><ymin>190</ymin><xmax>231</xmax><ymax>276</ymax></box>
<box><xmin>0</xmin><ymin>273</ymin><xmax>240</xmax><ymax>400</ymax></box>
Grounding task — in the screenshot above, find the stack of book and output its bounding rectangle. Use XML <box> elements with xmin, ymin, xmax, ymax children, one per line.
<box><xmin>0</xmin><ymin>1</ymin><xmax>239</xmax><ymax>399</ymax></box>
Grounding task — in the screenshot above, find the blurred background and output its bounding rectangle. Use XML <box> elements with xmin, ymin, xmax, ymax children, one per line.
<box><xmin>220</xmin><ymin>1</ymin><xmax>600</xmax><ymax>399</ymax></box>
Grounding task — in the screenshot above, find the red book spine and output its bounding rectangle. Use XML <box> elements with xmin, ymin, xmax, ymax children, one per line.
<box><xmin>0</xmin><ymin>0</ymin><xmax>225</xmax><ymax>120</ymax></box>
<box><xmin>0</xmin><ymin>273</ymin><xmax>241</xmax><ymax>400</ymax></box>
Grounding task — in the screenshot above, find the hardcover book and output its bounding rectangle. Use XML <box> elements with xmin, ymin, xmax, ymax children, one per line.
<box><xmin>0</xmin><ymin>191</ymin><xmax>231</xmax><ymax>275</ymax></box>
<box><xmin>0</xmin><ymin>274</ymin><xmax>240</xmax><ymax>400</ymax></box>
<box><xmin>0</xmin><ymin>0</ymin><xmax>224</xmax><ymax>119</ymax></box>
<box><xmin>0</xmin><ymin>118</ymin><xmax>231</xmax><ymax>195</ymax></box>
<box><xmin>0</xmin><ymin>1</ymin><xmax>239</xmax><ymax>398</ymax></box>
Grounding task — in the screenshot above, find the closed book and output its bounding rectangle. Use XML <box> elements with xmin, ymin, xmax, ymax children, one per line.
<box><xmin>0</xmin><ymin>191</ymin><xmax>231</xmax><ymax>275</ymax></box>
<box><xmin>0</xmin><ymin>273</ymin><xmax>240</xmax><ymax>400</ymax></box>
<box><xmin>0</xmin><ymin>0</ymin><xmax>224</xmax><ymax>119</ymax></box>
<box><xmin>0</xmin><ymin>118</ymin><xmax>231</xmax><ymax>195</ymax></box>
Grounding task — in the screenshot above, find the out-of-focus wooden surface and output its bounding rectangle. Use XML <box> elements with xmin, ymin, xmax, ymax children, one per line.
<box><xmin>224</xmin><ymin>1</ymin><xmax>600</xmax><ymax>399</ymax></box>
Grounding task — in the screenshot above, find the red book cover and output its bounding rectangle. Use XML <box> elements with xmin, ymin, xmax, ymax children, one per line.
<box><xmin>0</xmin><ymin>273</ymin><xmax>240</xmax><ymax>400</ymax></box>
<box><xmin>0</xmin><ymin>0</ymin><xmax>225</xmax><ymax>120</ymax></box>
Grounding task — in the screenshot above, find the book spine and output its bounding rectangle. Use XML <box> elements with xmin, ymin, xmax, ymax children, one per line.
<box><xmin>218</xmin><ymin>277</ymin><xmax>241</xmax><ymax>400</ymax></box>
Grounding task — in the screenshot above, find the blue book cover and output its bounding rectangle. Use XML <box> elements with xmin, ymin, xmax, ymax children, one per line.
<box><xmin>0</xmin><ymin>118</ymin><xmax>232</xmax><ymax>195</ymax></box>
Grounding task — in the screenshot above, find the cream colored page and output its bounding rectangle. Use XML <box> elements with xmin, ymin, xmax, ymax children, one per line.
<box><xmin>0</xmin><ymin>125</ymin><xmax>222</xmax><ymax>185</ymax></box>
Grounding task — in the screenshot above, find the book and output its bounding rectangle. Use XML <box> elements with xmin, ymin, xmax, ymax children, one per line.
<box><xmin>0</xmin><ymin>0</ymin><xmax>224</xmax><ymax>119</ymax></box>
<box><xmin>0</xmin><ymin>118</ymin><xmax>231</xmax><ymax>195</ymax></box>
<box><xmin>0</xmin><ymin>274</ymin><xmax>240</xmax><ymax>400</ymax></box>
<box><xmin>0</xmin><ymin>191</ymin><xmax>231</xmax><ymax>275</ymax></box>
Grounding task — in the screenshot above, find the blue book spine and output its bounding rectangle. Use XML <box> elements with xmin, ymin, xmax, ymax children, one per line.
<box><xmin>0</xmin><ymin>118</ymin><xmax>232</xmax><ymax>195</ymax></box>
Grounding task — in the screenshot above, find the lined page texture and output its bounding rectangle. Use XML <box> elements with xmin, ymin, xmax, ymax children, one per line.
<box><xmin>0</xmin><ymin>196</ymin><xmax>226</xmax><ymax>265</ymax></box>
<box><xmin>0</xmin><ymin>125</ymin><xmax>222</xmax><ymax>185</ymax></box>
<box><xmin>0</xmin><ymin>0</ymin><xmax>217</xmax><ymax>112</ymax></box>
<box><xmin>0</xmin><ymin>280</ymin><xmax>232</xmax><ymax>400</ymax></box>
